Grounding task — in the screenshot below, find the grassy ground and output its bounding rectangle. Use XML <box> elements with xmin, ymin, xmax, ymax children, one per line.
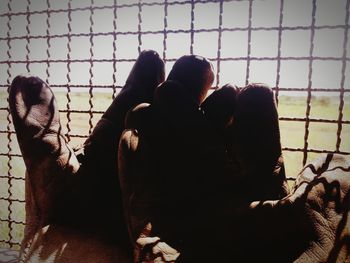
<box><xmin>0</xmin><ymin>89</ymin><xmax>349</xmax><ymax>248</ymax></box>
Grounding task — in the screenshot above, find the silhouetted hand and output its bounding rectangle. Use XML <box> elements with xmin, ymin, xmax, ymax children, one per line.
<box><xmin>9</xmin><ymin>52</ymin><xmax>350</xmax><ymax>262</ymax></box>
<box><xmin>9</xmin><ymin>50</ymin><xmax>165</xmax><ymax>263</ymax></box>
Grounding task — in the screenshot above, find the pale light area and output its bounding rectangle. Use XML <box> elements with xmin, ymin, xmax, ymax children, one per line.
<box><xmin>278</xmin><ymin>60</ymin><xmax>310</xmax><ymax>88</ymax></box>
<box><xmin>313</xmin><ymin>29</ymin><xmax>345</xmax><ymax>57</ymax></box>
<box><xmin>219</xmin><ymin>61</ymin><xmax>246</xmax><ymax>87</ymax></box>
<box><xmin>142</xmin><ymin>4</ymin><xmax>165</xmax><ymax>31</ymax></box>
<box><xmin>250</xmin><ymin>30</ymin><xmax>279</xmax><ymax>57</ymax></box>
<box><xmin>312</xmin><ymin>61</ymin><xmax>343</xmax><ymax>89</ymax></box>
<box><xmin>193</xmin><ymin>32</ymin><xmax>218</xmax><ymax>58</ymax></box>
<box><xmin>249</xmin><ymin>60</ymin><xmax>278</xmax><ymax>86</ymax></box>
<box><xmin>220</xmin><ymin>31</ymin><xmax>248</xmax><ymax>58</ymax></box>
<box><xmin>252</xmin><ymin>0</ymin><xmax>281</xmax><ymax>27</ymax></box>
<box><xmin>222</xmin><ymin>1</ymin><xmax>249</xmax><ymax>28</ymax></box>
<box><xmin>282</xmin><ymin>0</ymin><xmax>313</xmax><ymax>26</ymax></box>
<box><xmin>167</xmin><ymin>4</ymin><xmax>191</xmax><ymax>30</ymax></box>
<box><xmin>281</xmin><ymin>30</ymin><xmax>311</xmax><ymax>57</ymax></box>
<box><xmin>165</xmin><ymin>33</ymin><xmax>191</xmax><ymax>59</ymax></box>
<box><xmin>193</xmin><ymin>2</ymin><xmax>220</xmax><ymax>29</ymax></box>
<box><xmin>315</xmin><ymin>0</ymin><xmax>348</xmax><ymax>26</ymax></box>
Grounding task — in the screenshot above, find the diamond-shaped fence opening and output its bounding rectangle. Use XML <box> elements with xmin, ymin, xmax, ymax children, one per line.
<box><xmin>0</xmin><ymin>0</ymin><xmax>349</xmax><ymax>250</ymax></box>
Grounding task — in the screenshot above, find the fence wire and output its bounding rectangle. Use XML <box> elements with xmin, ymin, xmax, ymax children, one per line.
<box><xmin>0</xmin><ymin>0</ymin><xmax>349</xmax><ymax>249</ymax></box>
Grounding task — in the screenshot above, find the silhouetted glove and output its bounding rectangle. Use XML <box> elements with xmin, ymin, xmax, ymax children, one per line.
<box><xmin>9</xmin><ymin>50</ymin><xmax>165</xmax><ymax>263</ymax></box>
<box><xmin>231</xmin><ymin>84</ymin><xmax>290</xmax><ymax>201</ymax></box>
<box><xmin>119</xmin><ymin>80</ymin><xmax>237</xmax><ymax>262</ymax></box>
<box><xmin>9</xmin><ymin>75</ymin><xmax>80</xmax><ymax>238</ymax></box>
<box><xmin>71</xmin><ymin>50</ymin><xmax>165</xmax><ymax>241</ymax></box>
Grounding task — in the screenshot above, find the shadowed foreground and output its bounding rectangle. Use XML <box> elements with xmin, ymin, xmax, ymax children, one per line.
<box><xmin>7</xmin><ymin>68</ymin><xmax>350</xmax><ymax>262</ymax></box>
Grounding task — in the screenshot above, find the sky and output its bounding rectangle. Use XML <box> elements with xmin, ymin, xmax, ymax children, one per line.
<box><xmin>0</xmin><ymin>0</ymin><xmax>349</xmax><ymax>95</ymax></box>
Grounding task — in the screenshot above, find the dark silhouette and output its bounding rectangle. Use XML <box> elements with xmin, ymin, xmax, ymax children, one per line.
<box><xmin>201</xmin><ymin>84</ymin><xmax>240</xmax><ymax>175</ymax></box>
<box><xmin>201</xmin><ymin>83</ymin><xmax>239</xmax><ymax>133</ymax></box>
<box><xmin>9</xmin><ymin>75</ymin><xmax>80</xmax><ymax>240</ymax></box>
<box><xmin>9</xmin><ymin>52</ymin><xmax>350</xmax><ymax>263</ymax></box>
<box><xmin>65</xmin><ymin>50</ymin><xmax>165</xmax><ymax>245</ymax></box>
<box><xmin>119</xmin><ymin>55</ymin><xmax>238</xmax><ymax>261</ymax></box>
<box><xmin>9</xmin><ymin>50</ymin><xmax>165</xmax><ymax>262</ymax></box>
<box><xmin>232</xmin><ymin>84</ymin><xmax>289</xmax><ymax>201</ymax></box>
<box><xmin>202</xmin><ymin>83</ymin><xmax>289</xmax><ymax>200</ymax></box>
<box><xmin>121</xmin><ymin>76</ymin><xmax>335</xmax><ymax>262</ymax></box>
<box><xmin>167</xmin><ymin>55</ymin><xmax>214</xmax><ymax>105</ymax></box>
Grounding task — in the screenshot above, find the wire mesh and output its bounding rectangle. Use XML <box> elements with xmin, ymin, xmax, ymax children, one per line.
<box><xmin>0</xmin><ymin>0</ymin><xmax>349</xmax><ymax>249</ymax></box>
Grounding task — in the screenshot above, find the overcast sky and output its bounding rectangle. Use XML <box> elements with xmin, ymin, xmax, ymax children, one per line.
<box><xmin>0</xmin><ymin>0</ymin><xmax>349</xmax><ymax>94</ymax></box>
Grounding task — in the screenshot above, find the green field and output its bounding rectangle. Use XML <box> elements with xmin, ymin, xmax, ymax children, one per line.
<box><xmin>0</xmin><ymin>90</ymin><xmax>349</xmax><ymax>248</ymax></box>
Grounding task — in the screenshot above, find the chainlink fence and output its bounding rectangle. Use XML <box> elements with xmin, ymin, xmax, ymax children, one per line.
<box><xmin>0</xmin><ymin>0</ymin><xmax>349</xmax><ymax>250</ymax></box>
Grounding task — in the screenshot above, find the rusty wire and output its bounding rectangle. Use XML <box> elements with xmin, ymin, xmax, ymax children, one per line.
<box><xmin>0</xmin><ymin>0</ymin><xmax>349</xmax><ymax>249</ymax></box>
<box><xmin>88</xmin><ymin>0</ymin><xmax>95</xmax><ymax>135</ymax></box>
<box><xmin>245</xmin><ymin>0</ymin><xmax>253</xmax><ymax>86</ymax></box>
<box><xmin>45</xmin><ymin>0</ymin><xmax>51</xmax><ymax>84</ymax></box>
<box><xmin>163</xmin><ymin>0</ymin><xmax>168</xmax><ymax>63</ymax></box>
<box><xmin>302</xmin><ymin>0</ymin><xmax>317</xmax><ymax>166</ymax></box>
<box><xmin>65</xmin><ymin>0</ymin><xmax>73</xmax><ymax>142</ymax></box>
<box><xmin>215</xmin><ymin>0</ymin><xmax>223</xmax><ymax>88</ymax></box>
<box><xmin>336</xmin><ymin>0</ymin><xmax>350</xmax><ymax>152</ymax></box>
<box><xmin>25</xmin><ymin>0</ymin><xmax>31</xmax><ymax>74</ymax></box>
<box><xmin>112</xmin><ymin>0</ymin><xmax>118</xmax><ymax>99</ymax></box>
<box><xmin>190</xmin><ymin>0</ymin><xmax>195</xmax><ymax>54</ymax></box>
<box><xmin>2</xmin><ymin>0</ymin><xmax>15</xmax><ymax>248</ymax></box>
<box><xmin>274</xmin><ymin>0</ymin><xmax>284</xmax><ymax>106</ymax></box>
<box><xmin>137</xmin><ymin>0</ymin><xmax>143</xmax><ymax>54</ymax></box>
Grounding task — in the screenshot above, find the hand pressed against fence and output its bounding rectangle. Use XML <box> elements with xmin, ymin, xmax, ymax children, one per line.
<box><xmin>122</xmin><ymin>84</ymin><xmax>350</xmax><ymax>262</ymax></box>
<box><xmin>119</xmin><ymin>59</ymin><xmax>290</xmax><ymax>261</ymax></box>
<box><xmin>9</xmin><ymin>50</ymin><xmax>350</xmax><ymax>263</ymax></box>
<box><xmin>9</xmin><ymin>50</ymin><xmax>165</xmax><ymax>263</ymax></box>
<box><xmin>69</xmin><ymin>49</ymin><xmax>165</xmax><ymax>243</ymax></box>
<box><xmin>202</xmin><ymin>83</ymin><xmax>290</xmax><ymax>201</ymax></box>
